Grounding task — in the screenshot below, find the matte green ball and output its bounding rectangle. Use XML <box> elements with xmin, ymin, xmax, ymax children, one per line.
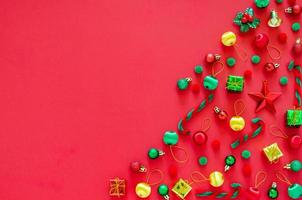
<box><xmin>276</xmin><ymin>0</ymin><xmax>282</xmax><ymax>3</ymax></box>
<box><xmin>255</xmin><ymin>0</ymin><xmax>270</xmax><ymax>8</ymax></box>
<box><xmin>226</xmin><ymin>57</ymin><xmax>236</xmax><ymax>67</ymax></box>
<box><xmin>203</xmin><ymin>76</ymin><xmax>219</xmax><ymax>90</ymax></box>
<box><xmin>251</xmin><ymin>55</ymin><xmax>261</xmax><ymax>64</ymax></box>
<box><xmin>198</xmin><ymin>156</ymin><xmax>208</xmax><ymax>166</ymax></box>
<box><xmin>148</xmin><ymin>148</ymin><xmax>159</xmax><ymax>159</ymax></box>
<box><xmin>292</xmin><ymin>22</ymin><xmax>301</xmax><ymax>32</ymax></box>
<box><xmin>163</xmin><ymin>131</ymin><xmax>179</xmax><ymax>145</ymax></box>
<box><xmin>290</xmin><ymin>160</ymin><xmax>302</xmax><ymax>172</ymax></box>
<box><xmin>158</xmin><ymin>184</ymin><xmax>169</xmax><ymax>196</ymax></box>
<box><xmin>194</xmin><ymin>65</ymin><xmax>203</xmax><ymax>74</ymax></box>
<box><xmin>177</xmin><ymin>78</ymin><xmax>189</xmax><ymax>90</ymax></box>
<box><xmin>268</xmin><ymin>187</ymin><xmax>278</xmax><ymax>199</ymax></box>
<box><xmin>288</xmin><ymin>183</ymin><xmax>302</xmax><ymax>199</ymax></box>
<box><xmin>241</xmin><ymin>150</ymin><xmax>251</xmax><ymax>159</ymax></box>
<box><xmin>280</xmin><ymin>76</ymin><xmax>288</xmax><ymax>86</ymax></box>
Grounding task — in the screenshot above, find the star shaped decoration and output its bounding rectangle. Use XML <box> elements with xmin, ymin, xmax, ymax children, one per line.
<box><xmin>248</xmin><ymin>80</ymin><xmax>281</xmax><ymax>113</ymax></box>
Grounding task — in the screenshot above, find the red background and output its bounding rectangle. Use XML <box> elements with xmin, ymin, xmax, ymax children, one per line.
<box><xmin>0</xmin><ymin>0</ymin><xmax>301</xmax><ymax>199</ymax></box>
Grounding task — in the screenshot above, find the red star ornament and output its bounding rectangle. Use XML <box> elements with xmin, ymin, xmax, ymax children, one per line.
<box><xmin>248</xmin><ymin>80</ymin><xmax>281</xmax><ymax>113</ymax></box>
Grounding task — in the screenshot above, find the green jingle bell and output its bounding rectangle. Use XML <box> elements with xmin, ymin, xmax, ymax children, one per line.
<box><xmin>203</xmin><ymin>75</ymin><xmax>218</xmax><ymax>90</ymax></box>
<box><xmin>163</xmin><ymin>131</ymin><xmax>179</xmax><ymax>145</ymax></box>
<box><xmin>158</xmin><ymin>184</ymin><xmax>169</xmax><ymax>199</ymax></box>
<box><xmin>148</xmin><ymin>148</ymin><xmax>165</xmax><ymax>159</ymax></box>
<box><xmin>268</xmin><ymin>182</ymin><xmax>278</xmax><ymax>199</ymax></box>
<box><xmin>288</xmin><ymin>183</ymin><xmax>302</xmax><ymax>199</ymax></box>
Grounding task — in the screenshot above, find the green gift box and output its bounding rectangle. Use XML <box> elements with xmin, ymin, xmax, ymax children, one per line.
<box><xmin>226</xmin><ymin>75</ymin><xmax>244</xmax><ymax>92</ymax></box>
<box><xmin>286</xmin><ymin>109</ymin><xmax>302</xmax><ymax>127</ymax></box>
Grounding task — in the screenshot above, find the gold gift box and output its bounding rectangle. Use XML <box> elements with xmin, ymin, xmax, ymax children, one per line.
<box><xmin>263</xmin><ymin>143</ymin><xmax>283</xmax><ymax>163</ymax></box>
<box><xmin>172</xmin><ymin>178</ymin><xmax>192</xmax><ymax>199</ymax></box>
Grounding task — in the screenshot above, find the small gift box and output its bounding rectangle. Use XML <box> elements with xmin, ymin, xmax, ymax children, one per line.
<box><xmin>263</xmin><ymin>143</ymin><xmax>283</xmax><ymax>163</ymax></box>
<box><xmin>226</xmin><ymin>75</ymin><xmax>244</xmax><ymax>92</ymax></box>
<box><xmin>172</xmin><ymin>178</ymin><xmax>192</xmax><ymax>199</ymax></box>
<box><xmin>109</xmin><ymin>178</ymin><xmax>126</xmax><ymax>197</ymax></box>
<box><xmin>286</xmin><ymin>109</ymin><xmax>302</xmax><ymax>127</ymax></box>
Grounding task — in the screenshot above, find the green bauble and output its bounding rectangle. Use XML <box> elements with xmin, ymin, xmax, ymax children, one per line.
<box><xmin>158</xmin><ymin>184</ymin><xmax>169</xmax><ymax>196</ymax></box>
<box><xmin>203</xmin><ymin>76</ymin><xmax>218</xmax><ymax>90</ymax></box>
<box><xmin>255</xmin><ymin>0</ymin><xmax>270</xmax><ymax>8</ymax></box>
<box><xmin>163</xmin><ymin>131</ymin><xmax>178</xmax><ymax>145</ymax></box>
<box><xmin>148</xmin><ymin>148</ymin><xmax>159</xmax><ymax>159</ymax></box>
<box><xmin>177</xmin><ymin>78</ymin><xmax>191</xmax><ymax>90</ymax></box>
<box><xmin>225</xmin><ymin>155</ymin><xmax>236</xmax><ymax>166</ymax></box>
<box><xmin>268</xmin><ymin>187</ymin><xmax>278</xmax><ymax>199</ymax></box>
<box><xmin>290</xmin><ymin>160</ymin><xmax>302</xmax><ymax>172</ymax></box>
<box><xmin>288</xmin><ymin>183</ymin><xmax>302</xmax><ymax>199</ymax></box>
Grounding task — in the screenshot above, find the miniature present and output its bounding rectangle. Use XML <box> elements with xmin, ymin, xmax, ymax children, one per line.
<box><xmin>109</xmin><ymin>178</ymin><xmax>126</xmax><ymax>197</ymax></box>
<box><xmin>172</xmin><ymin>178</ymin><xmax>192</xmax><ymax>199</ymax></box>
<box><xmin>286</xmin><ymin>109</ymin><xmax>302</xmax><ymax>127</ymax></box>
<box><xmin>263</xmin><ymin>143</ymin><xmax>283</xmax><ymax>163</ymax></box>
<box><xmin>226</xmin><ymin>75</ymin><xmax>245</xmax><ymax>92</ymax></box>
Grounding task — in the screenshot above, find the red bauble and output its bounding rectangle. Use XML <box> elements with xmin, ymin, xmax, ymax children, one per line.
<box><xmin>205</xmin><ymin>53</ymin><xmax>215</xmax><ymax>63</ymax></box>
<box><xmin>211</xmin><ymin>139</ymin><xmax>220</xmax><ymax>150</ymax></box>
<box><xmin>244</xmin><ymin>70</ymin><xmax>252</xmax><ymax>78</ymax></box>
<box><xmin>242</xmin><ymin>164</ymin><xmax>252</xmax><ymax>176</ymax></box>
<box><xmin>293</xmin><ymin>5</ymin><xmax>302</xmax><ymax>14</ymax></box>
<box><xmin>193</xmin><ymin>131</ymin><xmax>207</xmax><ymax>145</ymax></box>
<box><xmin>278</xmin><ymin>32</ymin><xmax>287</xmax><ymax>43</ymax></box>
<box><xmin>130</xmin><ymin>161</ymin><xmax>141</xmax><ymax>172</ymax></box>
<box><xmin>254</xmin><ymin>33</ymin><xmax>269</xmax><ymax>49</ymax></box>
<box><xmin>290</xmin><ymin>135</ymin><xmax>302</xmax><ymax>149</ymax></box>
<box><xmin>191</xmin><ymin>83</ymin><xmax>201</xmax><ymax>93</ymax></box>
<box><xmin>168</xmin><ymin>165</ymin><xmax>178</xmax><ymax>177</ymax></box>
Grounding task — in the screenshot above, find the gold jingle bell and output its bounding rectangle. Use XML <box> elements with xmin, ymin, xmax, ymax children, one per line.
<box><xmin>209</xmin><ymin>171</ymin><xmax>224</xmax><ymax>187</ymax></box>
<box><xmin>135</xmin><ymin>182</ymin><xmax>151</xmax><ymax>198</ymax></box>
<box><xmin>268</xmin><ymin>10</ymin><xmax>282</xmax><ymax>28</ymax></box>
<box><xmin>230</xmin><ymin>116</ymin><xmax>245</xmax><ymax>131</ymax></box>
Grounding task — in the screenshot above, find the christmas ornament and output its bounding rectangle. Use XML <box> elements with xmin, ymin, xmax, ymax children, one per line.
<box><xmin>158</xmin><ymin>184</ymin><xmax>169</xmax><ymax>199</ymax></box>
<box><xmin>203</xmin><ymin>61</ymin><xmax>224</xmax><ymax>91</ymax></box>
<box><xmin>198</xmin><ymin>156</ymin><xmax>208</xmax><ymax>166</ymax></box>
<box><xmin>135</xmin><ymin>169</ymin><xmax>163</xmax><ymax>198</ymax></box>
<box><xmin>226</xmin><ymin>75</ymin><xmax>245</xmax><ymax>92</ymax></box>
<box><xmin>276</xmin><ymin>171</ymin><xmax>302</xmax><ymax>199</ymax></box>
<box><xmin>279</xmin><ymin>76</ymin><xmax>288</xmax><ymax>86</ymax></box>
<box><xmin>226</xmin><ymin>57</ymin><xmax>236</xmax><ymax>67</ymax></box>
<box><xmin>172</xmin><ymin>179</ymin><xmax>192</xmax><ymax>199</ymax></box>
<box><xmin>253</xmin><ymin>33</ymin><xmax>281</xmax><ymax>60</ymax></box>
<box><xmin>178</xmin><ymin>94</ymin><xmax>214</xmax><ymax>134</ymax></box>
<box><xmin>269</xmin><ymin>125</ymin><xmax>301</xmax><ymax>149</ymax></box>
<box><xmin>163</xmin><ymin>131</ymin><xmax>188</xmax><ymax>163</ymax></box>
<box><xmin>268</xmin><ymin>182</ymin><xmax>279</xmax><ymax>199</ymax></box>
<box><xmin>130</xmin><ymin>161</ymin><xmax>147</xmax><ymax>173</ymax></box>
<box><xmin>255</xmin><ymin>0</ymin><xmax>270</xmax><ymax>8</ymax></box>
<box><xmin>264</xmin><ymin>62</ymin><xmax>279</xmax><ymax>72</ymax></box>
<box><xmin>284</xmin><ymin>160</ymin><xmax>302</xmax><ymax>172</ymax></box>
<box><xmin>193</xmin><ymin>118</ymin><xmax>211</xmax><ymax>145</ymax></box>
<box><xmin>251</xmin><ymin>55</ymin><xmax>261</xmax><ymax>64</ymax></box>
<box><xmin>268</xmin><ymin>10</ymin><xmax>282</xmax><ymax>27</ymax></box>
<box><xmin>221</xmin><ymin>31</ymin><xmax>248</xmax><ymax>61</ymax></box>
<box><xmin>241</xmin><ymin>150</ymin><xmax>251</xmax><ymax>159</ymax></box>
<box><xmin>229</xmin><ymin>99</ymin><xmax>246</xmax><ymax>131</ymax></box>
<box><xmin>263</xmin><ymin>143</ymin><xmax>283</xmax><ymax>163</ymax></box>
<box><xmin>148</xmin><ymin>148</ymin><xmax>165</xmax><ymax>159</ymax></box>
<box><xmin>196</xmin><ymin>183</ymin><xmax>242</xmax><ymax>199</ymax></box>
<box><xmin>224</xmin><ymin>155</ymin><xmax>236</xmax><ymax>171</ymax></box>
<box><xmin>109</xmin><ymin>178</ymin><xmax>126</xmax><ymax>197</ymax></box>
<box><xmin>285</xmin><ymin>4</ymin><xmax>302</xmax><ymax>15</ymax></box>
<box><xmin>248</xmin><ymin>171</ymin><xmax>267</xmax><ymax>197</ymax></box>
<box><xmin>233</xmin><ymin>7</ymin><xmax>260</xmax><ymax>32</ymax></box>
<box><xmin>230</xmin><ymin>117</ymin><xmax>264</xmax><ymax>149</ymax></box>
<box><xmin>194</xmin><ymin>65</ymin><xmax>203</xmax><ymax>74</ymax></box>
<box><xmin>291</xmin><ymin>22</ymin><xmax>301</xmax><ymax>32</ymax></box>
<box><xmin>248</xmin><ymin>80</ymin><xmax>281</xmax><ymax>113</ymax></box>
<box><xmin>177</xmin><ymin>78</ymin><xmax>192</xmax><ymax>90</ymax></box>
<box><xmin>293</xmin><ymin>38</ymin><xmax>302</xmax><ymax>55</ymax></box>
<box><xmin>213</xmin><ymin>106</ymin><xmax>228</xmax><ymax>120</ymax></box>
<box><xmin>209</xmin><ymin>171</ymin><xmax>224</xmax><ymax>187</ymax></box>
<box><xmin>205</xmin><ymin>53</ymin><xmax>221</xmax><ymax>64</ymax></box>
<box><xmin>286</xmin><ymin>109</ymin><xmax>302</xmax><ymax>127</ymax></box>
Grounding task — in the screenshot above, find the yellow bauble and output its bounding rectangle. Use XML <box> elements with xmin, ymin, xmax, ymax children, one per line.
<box><xmin>209</xmin><ymin>171</ymin><xmax>224</xmax><ymax>187</ymax></box>
<box><xmin>221</xmin><ymin>31</ymin><xmax>237</xmax><ymax>46</ymax></box>
<box><xmin>230</xmin><ymin>116</ymin><xmax>245</xmax><ymax>131</ymax></box>
<box><xmin>135</xmin><ymin>182</ymin><xmax>151</xmax><ymax>198</ymax></box>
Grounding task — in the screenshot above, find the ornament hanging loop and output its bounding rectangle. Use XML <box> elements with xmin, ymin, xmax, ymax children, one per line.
<box><xmin>269</xmin><ymin>125</ymin><xmax>288</xmax><ymax>139</ymax></box>
<box><xmin>189</xmin><ymin>171</ymin><xmax>209</xmax><ymax>185</ymax></box>
<box><xmin>201</xmin><ymin>118</ymin><xmax>211</xmax><ymax>132</ymax></box>
<box><xmin>211</xmin><ymin>61</ymin><xmax>224</xmax><ymax>77</ymax></box>
<box><xmin>169</xmin><ymin>145</ymin><xmax>189</xmax><ymax>164</ymax></box>
<box><xmin>276</xmin><ymin>171</ymin><xmax>292</xmax><ymax>186</ymax></box>
<box><xmin>267</xmin><ymin>44</ymin><xmax>281</xmax><ymax>60</ymax></box>
<box><xmin>146</xmin><ymin>169</ymin><xmax>164</xmax><ymax>186</ymax></box>
<box><xmin>234</xmin><ymin>44</ymin><xmax>248</xmax><ymax>62</ymax></box>
<box><xmin>254</xmin><ymin>171</ymin><xmax>267</xmax><ymax>188</ymax></box>
<box><xmin>234</xmin><ymin>99</ymin><xmax>246</xmax><ymax>116</ymax></box>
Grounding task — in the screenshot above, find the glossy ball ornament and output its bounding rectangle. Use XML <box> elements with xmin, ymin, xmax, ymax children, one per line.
<box><xmin>290</xmin><ymin>135</ymin><xmax>302</xmax><ymax>149</ymax></box>
<box><xmin>288</xmin><ymin>183</ymin><xmax>302</xmax><ymax>199</ymax></box>
<box><xmin>268</xmin><ymin>182</ymin><xmax>278</xmax><ymax>199</ymax></box>
<box><xmin>225</xmin><ymin>155</ymin><xmax>236</xmax><ymax>171</ymax></box>
<box><xmin>293</xmin><ymin>5</ymin><xmax>302</xmax><ymax>14</ymax></box>
<box><xmin>193</xmin><ymin>131</ymin><xmax>208</xmax><ymax>145</ymax></box>
<box><xmin>221</xmin><ymin>31</ymin><xmax>237</xmax><ymax>46</ymax></box>
<box><xmin>229</xmin><ymin>116</ymin><xmax>245</xmax><ymax>131</ymax></box>
<box><xmin>264</xmin><ymin>62</ymin><xmax>279</xmax><ymax>72</ymax></box>
<box><xmin>177</xmin><ymin>78</ymin><xmax>192</xmax><ymax>90</ymax></box>
<box><xmin>148</xmin><ymin>148</ymin><xmax>164</xmax><ymax>159</ymax></box>
<box><xmin>135</xmin><ymin>182</ymin><xmax>151</xmax><ymax>198</ymax></box>
<box><xmin>285</xmin><ymin>160</ymin><xmax>302</xmax><ymax>172</ymax></box>
<box><xmin>203</xmin><ymin>76</ymin><xmax>219</xmax><ymax>90</ymax></box>
<box><xmin>131</xmin><ymin>161</ymin><xmax>147</xmax><ymax>173</ymax></box>
<box><xmin>209</xmin><ymin>171</ymin><xmax>224</xmax><ymax>187</ymax></box>
<box><xmin>158</xmin><ymin>184</ymin><xmax>169</xmax><ymax>197</ymax></box>
<box><xmin>254</xmin><ymin>33</ymin><xmax>269</xmax><ymax>49</ymax></box>
<box><xmin>205</xmin><ymin>53</ymin><xmax>221</xmax><ymax>64</ymax></box>
<box><xmin>213</xmin><ymin>106</ymin><xmax>228</xmax><ymax>120</ymax></box>
<box><xmin>163</xmin><ymin>131</ymin><xmax>179</xmax><ymax>145</ymax></box>
<box><xmin>293</xmin><ymin>38</ymin><xmax>302</xmax><ymax>55</ymax></box>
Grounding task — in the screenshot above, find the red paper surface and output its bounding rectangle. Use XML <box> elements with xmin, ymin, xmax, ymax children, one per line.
<box><xmin>0</xmin><ymin>0</ymin><xmax>301</xmax><ymax>200</ymax></box>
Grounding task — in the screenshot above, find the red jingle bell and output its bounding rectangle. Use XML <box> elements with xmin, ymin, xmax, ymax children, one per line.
<box><xmin>254</xmin><ymin>33</ymin><xmax>269</xmax><ymax>49</ymax></box>
<box><xmin>264</xmin><ymin>62</ymin><xmax>280</xmax><ymax>72</ymax></box>
<box><xmin>290</xmin><ymin>135</ymin><xmax>302</xmax><ymax>149</ymax></box>
<box><xmin>130</xmin><ymin>161</ymin><xmax>147</xmax><ymax>173</ymax></box>
<box><xmin>293</xmin><ymin>38</ymin><xmax>302</xmax><ymax>55</ymax></box>
<box><xmin>193</xmin><ymin>131</ymin><xmax>208</xmax><ymax>145</ymax></box>
<box><xmin>205</xmin><ymin>53</ymin><xmax>221</xmax><ymax>64</ymax></box>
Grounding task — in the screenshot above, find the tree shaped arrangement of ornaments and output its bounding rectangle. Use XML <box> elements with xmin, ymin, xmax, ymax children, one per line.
<box><xmin>109</xmin><ymin>0</ymin><xmax>302</xmax><ymax>199</ymax></box>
